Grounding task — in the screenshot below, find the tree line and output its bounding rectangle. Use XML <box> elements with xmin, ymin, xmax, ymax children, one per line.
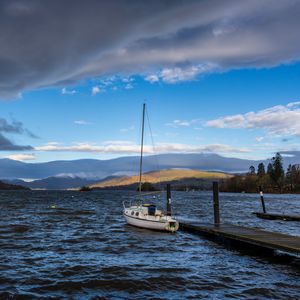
<box><xmin>220</xmin><ymin>153</ymin><xmax>300</xmax><ymax>193</ymax></box>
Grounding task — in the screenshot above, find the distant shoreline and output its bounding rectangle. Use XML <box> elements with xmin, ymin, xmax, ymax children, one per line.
<box><xmin>1</xmin><ymin>188</ymin><xmax>300</xmax><ymax>196</ymax></box>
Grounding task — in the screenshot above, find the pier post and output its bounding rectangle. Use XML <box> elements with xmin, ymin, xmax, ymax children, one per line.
<box><xmin>259</xmin><ymin>186</ymin><xmax>266</xmax><ymax>213</ymax></box>
<box><xmin>166</xmin><ymin>184</ymin><xmax>172</xmax><ymax>216</ymax></box>
<box><xmin>213</xmin><ymin>181</ymin><xmax>220</xmax><ymax>225</ymax></box>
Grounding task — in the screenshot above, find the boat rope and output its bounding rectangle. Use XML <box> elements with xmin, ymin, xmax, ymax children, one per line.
<box><xmin>133</xmin><ymin>103</ymin><xmax>145</xmax><ymax>205</ymax></box>
<box><xmin>138</xmin><ymin>103</ymin><xmax>146</xmax><ymax>195</ymax></box>
<box><xmin>145</xmin><ymin>107</ymin><xmax>162</xmax><ymax>191</ymax></box>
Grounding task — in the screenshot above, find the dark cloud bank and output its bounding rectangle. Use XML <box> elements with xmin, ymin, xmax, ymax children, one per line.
<box><xmin>0</xmin><ymin>0</ymin><xmax>300</xmax><ymax>98</ymax></box>
<box><xmin>0</xmin><ymin>118</ymin><xmax>34</xmax><ymax>150</ymax></box>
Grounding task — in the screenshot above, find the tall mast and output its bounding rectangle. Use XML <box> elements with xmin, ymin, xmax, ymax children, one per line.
<box><xmin>139</xmin><ymin>103</ymin><xmax>146</xmax><ymax>193</ymax></box>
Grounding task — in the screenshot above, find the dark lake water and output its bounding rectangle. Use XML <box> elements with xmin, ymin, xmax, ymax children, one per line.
<box><xmin>0</xmin><ymin>190</ymin><xmax>299</xmax><ymax>299</ymax></box>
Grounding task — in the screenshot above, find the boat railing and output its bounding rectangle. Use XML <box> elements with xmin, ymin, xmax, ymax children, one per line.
<box><xmin>122</xmin><ymin>199</ymin><xmax>132</xmax><ymax>209</ymax></box>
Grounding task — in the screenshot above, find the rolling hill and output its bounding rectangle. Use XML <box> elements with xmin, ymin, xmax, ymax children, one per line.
<box><xmin>0</xmin><ymin>180</ymin><xmax>29</xmax><ymax>190</ymax></box>
<box><xmin>89</xmin><ymin>168</ymin><xmax>232</xmax><ymax>189</ymax></box>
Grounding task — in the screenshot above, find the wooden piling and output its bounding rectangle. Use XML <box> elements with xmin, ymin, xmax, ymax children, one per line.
<box><xmin>179</xmin><ymin>182</ymin><xmax>300</xmax><ymax>260</ymax></box>
<box><xmin>213</xmin><ymin>181</ymin><xmax>220</xmax><ymax>225</ymax></box>
<box><xmin>166</xmin><ymin>183</ymin><xmax>172</xmax><ymax>216</ymax></box>
<box><xmin>254</xmin><ymin>186</ymin><xmax>300</xmax><ymax>221</ymax></box>
<box><xmin>259</xmin><ymin>186</ymin><xmax>266</xmax><ymax>213</ymax></box>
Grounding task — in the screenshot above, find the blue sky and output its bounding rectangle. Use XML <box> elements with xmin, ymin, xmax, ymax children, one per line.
<box><xmin>1</xmin><ymin>1</ymin><xmax>300</xmax><ymax>162</ymax></box>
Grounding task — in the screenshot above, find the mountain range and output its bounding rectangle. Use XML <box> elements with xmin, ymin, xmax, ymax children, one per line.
<box><xmin>0</xmin><ymin>151</ymin><xmax>298</xmax><ymax>189</ymax></box>
<box><xmin>2</xmin><ymin>177</ymin><xmax>100</xmax><ymax>190</ymax></box>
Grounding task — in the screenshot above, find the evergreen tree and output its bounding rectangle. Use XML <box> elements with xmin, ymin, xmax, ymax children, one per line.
<box><xmin>270</xmin><ymin>152</ymin><xmax>284</xmax><ymax>191</ymax></box>
<box><xmin>287</xmin><ymin>164</ymin><xmax>300</xmax><ymax>193</ymax></box>
<box><xmin>267</xmin><ymin>163</ymin><xmax>273</xmax><ymax>175</ymax></box>
<box><xmin>248</xmin><ymin>165</ymin><xmax>256</xmax><ymax>175</ymax></box>
<box><xmin>286</xmin><ymin>164</ymin><xmax>293</xmax><ymax>192</ymax></box>
<box><xmin>292</xmin><ymin>165</ymin><xmax>300</xmax><ymax>192</ymax></box>
<box><xmin>272</xmin><ymin>152</ymin><xmax>284</xmax><ymax>179</ymax></box>
<box><xmin>257</xmin><ymin>163</ymin><xmax>265</xmax><ymax>176</ymax></box>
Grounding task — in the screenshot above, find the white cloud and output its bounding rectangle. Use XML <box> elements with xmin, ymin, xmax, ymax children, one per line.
<box><xmin>255</xmin><ymin>136</ymin><xmax>264</xmax><ymax>142</ymax></box>
<box><xmin>206</xmin><ymin>101</ymin><xmax>300</xmax><ymax>137</ymax></box>
<box><xmin>124</xmin><ymin>83</ymin><xmax>133</xmax><ymax>89</ymax></box>
<box><xmin>120</xmin><ymin>126</ymin><xmax>135</xmax><ymax>133</ymax></box>
<box><xmin>155</xmin><ymin>143</ymin><xmax>249</xmax><ymax>154</ymax></box>
<box><xmin>161</xmin><ymin>64</ymin><xmax>217</xmax><ymax>83</ymax></box>
<box><xmin>95</xmin><ymin>75</ymin><xmax>136</xmax><ymax>91</ymax></box>
<box><xmin>61</xmin><ymin>87</ymin><xmax>77</xmax><ymax>95</ymax></box>
<box><xmin>35</xmin><ymin>141</ymin><xmax>248</xmax><ymax>155</ymax></box>
<box><xmin>92</xmin><ymin>86</ymin><xmax>101</xmax><ymax>96</ymax></box>
<box><xmin>206</xmin><ymin>114</ymin><xmax>245</xmax><ymax>128</ymax></box>
<box><xmin>122</xmin><ymin>77</ymin><xmax>134</xmax><ymax>83</ymax></box>
<box><xmin>6</xmin><ymin>153</ymin><xmax>36</xmax><ymax>161</ymax></box>
<box><xmin>99</xmin><ymin>76</ymin><xmax>117</xmax><ymax>87</ymax></box>
<box><xmin>46</xmin><ymin>141</ymin><xmax>60</xmax><ymax>146</ymax></box>
<box><xmin>166</xmin><ymin>119</ymin><xmax>200</xmax><ymax>128</ymax></box>
<box><xmin>102</xmin><ymin>140</ymin><xmax>132</xmax><ymax>145</ymax></box>
<box><xmin>286</xmin><ymin>101</ymin><xmax>300</xmax><ymax>108</ymax></box>
<box><xmin>144</xmin><ymin>64</ymin><xmax>217</xmax><ymax>84</ymax></box>
<box><xmin>74</xmin><ymin>120</ymin><xmax>91</xmax><ymax>125</ymax></box>
<box><xmin>145</xmin><ymin>74</ymin><xmax>159</xmax><ymax>83</ymax></box>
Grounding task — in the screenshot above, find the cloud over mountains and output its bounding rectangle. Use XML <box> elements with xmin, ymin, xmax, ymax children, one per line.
<box><xmin>1</xmin><ymin>0</ymin><xmax>300</xmax><ymax>98</ymax></box>
<box><xmin>35</xmin><ymin>141</ymin><xmax>248</xmax><ymax>156</ymax></box>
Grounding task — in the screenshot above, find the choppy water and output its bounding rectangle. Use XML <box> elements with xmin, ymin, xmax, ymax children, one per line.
<box><xmin>0</xmin><ymin>190</ymin><xmax>299</xmax><ymax>299</ymax></box>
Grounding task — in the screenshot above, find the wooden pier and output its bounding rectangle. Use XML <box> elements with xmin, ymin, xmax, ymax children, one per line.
<box><xmin>179</xmin><ymin>222</ymin><xmax>300</xmax><ymax>256</ymax></box>
<box><xmin>254</xmin><ymin>212</ymin><xmax>300</xmax><ymax>222</ymax></box>
<box><xmin>254</xmin><ymin>186</ymin><xmax>300</xmax><ymax>222</ymax></box>
<box><xmin>175</xmin><ymin>182</ymin><xmax>300</xmax><ymax>258</ymax></box>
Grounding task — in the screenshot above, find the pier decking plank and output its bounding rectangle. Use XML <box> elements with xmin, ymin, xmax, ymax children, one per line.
<box><xmin>179</xmin><ymin>222</ymin><xmax>300</xmax><ymax>255</ymax></box>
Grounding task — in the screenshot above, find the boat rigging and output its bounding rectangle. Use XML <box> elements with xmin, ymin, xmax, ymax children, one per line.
<box><xmin>123</xmin><ymin>103</ymin><xmax>179</xmax><ymax>232</ymax></box>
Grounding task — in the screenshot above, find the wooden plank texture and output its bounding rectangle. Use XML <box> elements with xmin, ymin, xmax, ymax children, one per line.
<box><xmin>180</xmin><ymin>222</ymin><xmax>300</xmax><ymax>255</ymax></box>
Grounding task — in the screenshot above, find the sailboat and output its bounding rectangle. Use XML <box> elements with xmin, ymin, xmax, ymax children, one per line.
<box><xmin>123</xmin><ymin>104</ymin><xmax>179</xmax><ymax>232</ymax></box>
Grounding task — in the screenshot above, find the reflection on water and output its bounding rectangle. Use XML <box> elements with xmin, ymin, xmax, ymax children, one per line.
<box><xmin>0</xmin><ymin>190</ymin><xmax>299</xmax><ymax>299</ymax></box>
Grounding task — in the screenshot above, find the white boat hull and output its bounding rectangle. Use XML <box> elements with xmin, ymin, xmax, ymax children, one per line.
<box><xmin>123</xmin><ymin>206</ymin><xmax>179</xmax><ymax>232</ymax></box>
<box><xmin>124</xmin><ymin>213</ymin><xmax>170</xmax><ymax>231</ymax></box>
